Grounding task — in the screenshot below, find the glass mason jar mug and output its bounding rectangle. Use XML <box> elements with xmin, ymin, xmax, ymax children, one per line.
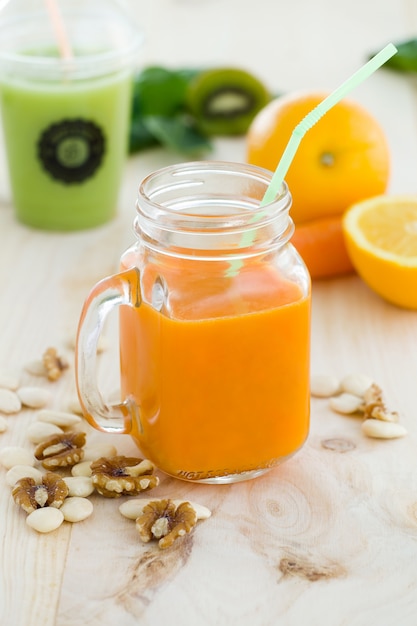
<box><xmin>75</xmin><ymin>161</ymin><xmax>311</xmax><ymax>484</ymax></box>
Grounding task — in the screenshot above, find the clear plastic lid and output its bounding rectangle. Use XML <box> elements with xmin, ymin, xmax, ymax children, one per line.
<box><xmin>0</xmin><ymin>0</ymin><xmax>143</xmax><ymax>80</ymax></box>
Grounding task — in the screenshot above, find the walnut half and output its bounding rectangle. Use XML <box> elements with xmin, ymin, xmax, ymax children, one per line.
<box><xmin>136</xmin><ymin>499</ymin><xmax>197</xmax><ymax>549</ymax></box>
<box><xmin>34</xmin><ymin>432</ymin><xmax>86</xmax><ymax>469</ymax></box>
<box><xmin>42</xmin><ymin>347</ymin><xmax>69</xmax><ymax>381</ymax></box>
<box><xmin>12</xmin><ymin>472</ymin><xmax>69</xmax><ymax>514</ymax></box>
<box><xmin>362</xmin><ymin>383</ymin><xmax>399</xmax><ymax>422</ymax></box>
<box><xmin>91</xmin><ymin>456</ymin><xmax>159</xmax><ymax>498</ymax></box>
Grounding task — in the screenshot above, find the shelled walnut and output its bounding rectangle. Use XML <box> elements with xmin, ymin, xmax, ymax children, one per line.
<box><xmin>136</xmin><ymin>499</ymin><xmax>197</xmax><ymax>549</ymax></box>
<box><xmin>90</xmin><ymin>456</ymin><xmax>159</xmax><ymax>498</ymax></box>
<box><xmin>362</xmin><ymin>383</ymin><xmax>399</xmax><ymax>422</ymax></box>
<box><xmin>315</xmin><ymin>374</ymin><xmax>407</xmax><ymax>440</ymax></box>
<box><xmin>34</xmin><ymin>432</ymin><xmax>86</xmax><ymax>469</ymax></box>
<box><xmin>12</xmin><ymin>472</ymin><xmax>68</xmax><ymax>514</ymax></box>
<box><xmin>42</xmin><ymin>347</ymin><xmax>69</xmax><ymax>381</ymax></box>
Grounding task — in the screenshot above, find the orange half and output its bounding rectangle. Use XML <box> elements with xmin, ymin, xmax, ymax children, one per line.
<box><xmin>343</xmin><ymin>195</ymin><xmax>417</xmax><ymax>309</ymax></box>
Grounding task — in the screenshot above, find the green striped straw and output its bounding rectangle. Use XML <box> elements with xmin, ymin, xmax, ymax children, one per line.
<box><xmin>261</xmin><ymin>43</ymin><xmax>397</xmax><ymax>206</ymax></box>
<box><xmin>227</xmin><ymin>42</ymin><xmax>397</xmax><ymax>277</ymax></box>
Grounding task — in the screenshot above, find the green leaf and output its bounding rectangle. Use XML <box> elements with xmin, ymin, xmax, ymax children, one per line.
<box><xmin>129</xmin><ymin>66</ymin><xmax>205</xmax><ymax>153</ymax></box>
<box><xmin>129</xmin><ymin>118</ymin><xmax>159</xmax><ymax>153</ymax></box>
<box><xmin>143</xmin><ymin>115</ymin><xmax>212</xmax><ymax>156</ymax></box>
<box><xmin>131</xmin><ymin>66</ymin><xmax>201</xmax><ymax>117</ymax></box>
<box><xmin>375</xmin><ymin>39</ymin><xmax>417</xmax><ymax>73</ymax></box>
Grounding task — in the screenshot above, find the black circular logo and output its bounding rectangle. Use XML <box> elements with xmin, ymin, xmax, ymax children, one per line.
<box><xmin>37</xmin><ymin>119</ymin><xmax>106</xmax><ymax>184</ymax></box>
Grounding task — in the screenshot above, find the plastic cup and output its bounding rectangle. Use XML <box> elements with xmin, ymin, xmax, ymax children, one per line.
<box><xmin>0</xmin><ymin>0</ymin><xmax>142</xmax><ymax>230</ymax></box>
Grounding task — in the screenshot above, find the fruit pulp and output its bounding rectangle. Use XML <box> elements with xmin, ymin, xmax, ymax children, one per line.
<box><xmin>119</xmin><ymin>253</ymin><xmax>310</xmax><ymax>481</ymax></box>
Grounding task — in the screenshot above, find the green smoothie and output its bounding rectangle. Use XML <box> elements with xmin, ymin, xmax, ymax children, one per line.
<box><xmin>0</xmin><ymin>65</ymin><xmax>133</xmax><ymax>230</ymax></box>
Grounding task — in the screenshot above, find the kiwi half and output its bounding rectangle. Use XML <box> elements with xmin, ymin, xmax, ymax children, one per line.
<box><xmin>186</xmin><ymin>67</ymin><xmax>270</xmax><ymax>136</ymax></box>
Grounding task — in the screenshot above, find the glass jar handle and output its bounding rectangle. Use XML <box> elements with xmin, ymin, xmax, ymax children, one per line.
<box><xmin>75</xmin><ymin>267</ymin><xmax>141</xmax><ymax>435</ymax></box>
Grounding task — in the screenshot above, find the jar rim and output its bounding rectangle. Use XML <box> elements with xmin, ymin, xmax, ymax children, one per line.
<box><xmin>135</xmin><ymin>161</ymin><xmax>293</xmax><ymax>256</ymax></box>
<box><xmin>138</xmin><ymin>160</ymin><xmax>290</xmax><ymax>221</ymax></box>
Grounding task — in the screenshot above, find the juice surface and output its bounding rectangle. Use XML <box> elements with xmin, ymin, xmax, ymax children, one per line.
<box><xmin>0</xmin><ymin>66</ymin><xmax>132</xmax><ymax>229</ymax></box>
<box><xmin>120</xmin><ymin>257</ymin><xmax>310</xmax><ymax>480</ymax></box>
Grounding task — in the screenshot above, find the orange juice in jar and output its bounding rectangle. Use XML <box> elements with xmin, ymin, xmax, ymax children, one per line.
<box><xmin>76</xmin><ymin>161</ymin><xmax>311</xmax><ymax>483</ymax></box>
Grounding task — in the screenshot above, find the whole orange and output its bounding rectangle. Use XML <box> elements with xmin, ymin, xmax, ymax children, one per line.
<box><xmin>246</xmin><ymin>92</ymin><xmax>390</xmax><ymax>224</ymax></box>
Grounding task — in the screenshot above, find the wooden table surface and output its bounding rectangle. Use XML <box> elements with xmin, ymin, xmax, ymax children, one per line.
<box><xmin>1</xmin><ymin>1</ymin><xmax>417</xmax><ymax>625</ymax></box>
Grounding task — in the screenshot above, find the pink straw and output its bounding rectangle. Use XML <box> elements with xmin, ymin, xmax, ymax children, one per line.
<box><xmin>43</xmin><ymin>0</ymin><xmax>73</xmax><ymax>60</ymax></box>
